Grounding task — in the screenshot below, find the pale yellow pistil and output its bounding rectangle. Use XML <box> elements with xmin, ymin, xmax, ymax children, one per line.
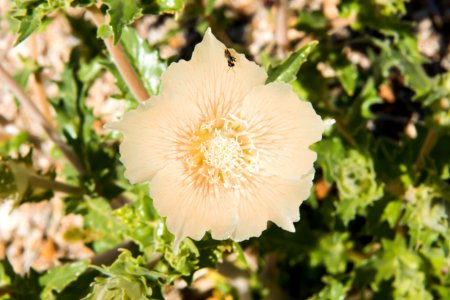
<box><xmin>184</xmin><ymin>115</ymin><xmax>260</xmax><ymax>188</ymax></box>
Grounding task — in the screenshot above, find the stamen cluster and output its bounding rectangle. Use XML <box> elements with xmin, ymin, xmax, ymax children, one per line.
<box><xmin>184</xmin><ymin>114</ymin><xmax>259</xmax><ymax>188</ymax></box>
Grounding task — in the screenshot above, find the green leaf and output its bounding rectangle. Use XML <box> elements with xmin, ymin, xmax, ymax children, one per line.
<box><xmin>374</xmin><ymin>39</ymin><xmax>431</xmax><ymax>97</ymax></box>
<box><xmin>11</xmin><ymin>1</ymin><xmax>65</xmax><ymax>44</ymax></box>
<box><xmin>309</xmin><ymin>276</ymin><xmax>351</xmax><ymax>300</ymax></box>
<box><xmin>205</xmin><ymin>0</ymin><xmax>216</xmax><ymax>15</ymax></box>
<box><xmin>0</xmin><ymin>131</ymin><xmax>28</xmax><ymax>154</ymax></box>
<box><xmin>358</xmin><ymin>78</ymin><xmax>383</xmax><ymax>119</ymax></box>
<box><xmin>382</xmin><ymin>201</ymin><xmax>402</xmax><ymax>228</ymax></box>
<box><xmin>359</xmin><ymin>78</ymin><xmax>383</xmax><ymax>119</ymax></box>
<box><xmin>334</xmin><ymin>150</ymin><xmax>384</xmax><ymax>225</ymax></box>
<box><xmin>113</xmin><ymin>200</ymin><xmax>156</xmax><ymax>250</ymax></box>
<box><xmin>266</xmin><ymin>41</ymin><xmax>318</xmax><ymax>83</ymax></box>
<box><xmin>77</xmin><ymin>57</ymin><xmax>104</xmax><ymax>84</ymax></box>
<box><xmin>40</xmin><ymin>261</ymin><xmax>89</xmax><ymax>300</ymax></box>
<box><xmin>120</xmin><ymin>27</ymin><xmax>167</xmax><ymax>96</ymax></box>
<box><xmin>0</xmin><ymin>160</ymin><xmax>18</xmax><ymax>199</ymax></box>
<box><xmin>309</xmin><ymin>232</ymin><xmax>352</xmax><ymax>274</ymax></box>
<box><xmin>91</xmin><ymin>250</ymin><xmax>161</xmax><ymax>280</ymax></box>
<box><xmin>314</xmin><ymin>138</ymin><xmax>346</xmax><ymax>183</ymax></box>
<box><xmin>102</xmin><ymin>0</ymin><xmax>142</xmax><ymax>44</ymax></box>
<box><xmin>401</xmin><ymin>185</ymin><xmax>449</xmax><ymax>249</ymax></box>
<box><xmin>97</xmin><ymin>24</ymin><xmax>113</xmax><ymax>39</ymax></box>
<box><xmin>315</xmin><ymin>139</ymin><xmax>384</xmax><ymax>225</ymax></box>
<box><xmin>50</xmin><ymin>64</ymin><xmax>80</xmax><ymax>141</ymax></box>
<box><xmin>0</xmin><ymin>159</ymin><xmax>57</xmax><ymax>205</ymax></box>
<box><xmin>335</xmin><ymin>62</ymin><xmax>357</xmax><ymax>96</ymax></box>
<box><xmin>84</xmin><ymin>250</ymin><xmax>163</xmax><ymax>300</ymax></box>
<box><xmin>84</xmin><ymin>198</ymin><xmax>124</xmax><ymax>253</ymax></box>
<box><xmin>15</xmin><ymin>11</ymin><xmax>42</xmax><ymax>44</ymax></box>
<box><xmin>157</xmin><ymin>0</ymin><xmax>184</xmax><ymax>12</ymax></box>
<box><xmin>296</xmin><ymin>11</ymin><xmax>327</xmax><ymax>33</ymax></box>
<box><xmin>141</xmin><ymin>0</ymin><xmax>185</xmax><ymax>14</ymax></box>
<box><xmin>329</xmin><ymin>54</ymin><xmax>358</xmax><ymax>96</ymax></box>
<box><xmin>374</xmin><ymin>237</ymin><xmax>433</xmax><ymax>300</ymax></box>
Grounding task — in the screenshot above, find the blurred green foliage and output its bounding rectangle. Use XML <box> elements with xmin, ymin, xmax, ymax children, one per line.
<box><xmin>1</xmin><ymin>0</ymin><xmax>450</xmax><ymax>299</ymax></box>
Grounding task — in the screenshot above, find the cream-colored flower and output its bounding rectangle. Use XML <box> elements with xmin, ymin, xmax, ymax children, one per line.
<box><xmin>108</xmin><ymin>28</ymin><xmax>324</xmax><ymax>247</ymax></box>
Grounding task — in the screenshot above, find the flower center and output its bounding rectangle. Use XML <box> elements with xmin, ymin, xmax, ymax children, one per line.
<box><xmin>201</xmin><ymin>132</ymin><xmax>241</xmax><ymax>171</ymax></box>
<box><xmin>183</xmin><ymin>114</ymin><xmax>259</xmax><ymax>188</ymax></box>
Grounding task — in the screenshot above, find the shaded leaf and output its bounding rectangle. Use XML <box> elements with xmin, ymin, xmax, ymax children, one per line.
<box><xmin>40</xmin><ymin>261</ymin><xmax>89</xmax><ymax>300</ymax></box>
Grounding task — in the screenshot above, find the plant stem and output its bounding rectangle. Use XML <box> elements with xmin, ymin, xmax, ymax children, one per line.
<box><xmin>28</xmin><ymin>175</ymin><xmax>83</xmax><ymax>195</ymax></box>
<box><xmin>0</xmin><ymin>63</ymin><xmax>86</xmax><ymax>175</ymax></box>
<box><xmin>415</xmin><ymin>129</ymin><xmax>438</xmax><ymax>171</ymax></box>
<box><xmin>86</xmin><ymin>5</ymin><xmax>150</xmax><ymax>102</ymax></box>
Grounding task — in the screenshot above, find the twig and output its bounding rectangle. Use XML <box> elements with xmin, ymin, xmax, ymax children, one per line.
<box><xmin>414</xmin><ymin>129</ymin><xmax>438</xmax><ymax>171</ymax></box>
<box><xmin>29</xmin><ymin>33</ymin><xmax>54</xmax><ymax>127</ymax></box>
<box><xmin>86</xmin><ymin>5</ymin><xmax>150</xmax><ymax>102</ymax></box>
<box><xmin>0</xmin><ymin>63</ymin><xmax>86</xmax><ymax>175</ymax></box>
<box><xmin>275</xmin><ymin>0</ymin><xmax>289</xmax><ymax>58</ymax></box>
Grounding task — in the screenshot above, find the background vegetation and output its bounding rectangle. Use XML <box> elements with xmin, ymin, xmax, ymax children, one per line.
<box><xmin>0</xmin><ymin>0</ymin><xmax>449</xmax><ymax>299</ymax></box>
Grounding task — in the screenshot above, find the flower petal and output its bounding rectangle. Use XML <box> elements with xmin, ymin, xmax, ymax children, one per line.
<box><xmin>149</xmin><ymin>161</ymin><xmax>238</xmax><ymax>243</ymax></box>
<box><xmin>240</xmin><ymin>82</ymin><xmax>324</xmax><ymax>180</ymax></box>
<box><xmin>106</xmin><ymin>96</ymin><xmax>197</xmax><ymax>184</ymax></box>
<box><xmin>159</xmin><ymin>28</ymin><xmax>267</xmax><ymax>119</ymax></box>
<box><xmin>232</xmin><ymin>171</ymin><xmax>314</xmax><ymax>241</ymax></box>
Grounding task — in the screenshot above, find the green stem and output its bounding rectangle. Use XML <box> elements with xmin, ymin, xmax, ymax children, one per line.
<box><xmin>87</xmin><ymin>5</ymin><xmax>150</xmax><ymax>102</ymax></box>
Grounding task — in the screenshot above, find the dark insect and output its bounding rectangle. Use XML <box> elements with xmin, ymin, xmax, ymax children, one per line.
<box><xmin>224</xmin><ymin>48</ymin><xmax>237</xmax><ymax>68</ymax></box>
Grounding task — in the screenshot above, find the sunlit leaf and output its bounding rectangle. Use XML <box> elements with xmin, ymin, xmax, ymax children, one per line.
<box><xmin>102</xmin><ymin>0</ymin><xmax>142</xmax><ymax>44</ymax></box>
<box><xmin>84</xmin><ymin>250</ymin><xmax>163</xmax><ymax>300</ymax></box>
<box><xmin>120</xmin><ymin>27</ymin><xmax>167</xmax><ymax>96</ymax></box>
<box><xmin>266</xmin><ymin>41</ymin><xmax>318</xmax><ymax>83</ymax></box>
<box><xmin>84</xmin><ymin>198</ymin><xmax>124</xmax><ymax>253</ymax></box>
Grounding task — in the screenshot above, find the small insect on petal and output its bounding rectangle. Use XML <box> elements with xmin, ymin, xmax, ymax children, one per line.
<box><xmin>224</xmin><ymin>48</ymin><xmax>237</xmax><ymax>68</ymax></box>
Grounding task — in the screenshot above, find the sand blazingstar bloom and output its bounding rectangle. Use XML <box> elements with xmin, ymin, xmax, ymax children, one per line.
<box><xmin>108</xmin><ymin>28</ymin><xmax>324</xmax><ymax>246</ymax></box>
